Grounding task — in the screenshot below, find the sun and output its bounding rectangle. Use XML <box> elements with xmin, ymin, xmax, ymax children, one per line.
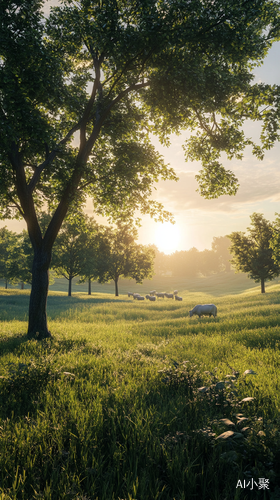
<box><xmin>155</xmin><ymin>222</ymin><xmax>181</xmax><ymax>254</ymax></box>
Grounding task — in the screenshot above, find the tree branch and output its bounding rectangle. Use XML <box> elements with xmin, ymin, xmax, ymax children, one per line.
<box><xmin>27</xmin><ymin>120</ymin><xmax>84</xmax><ymax>194</ymax></box>
<box><xmin>80</xmin><ymin>56</ymin><xmax>104</xmax><ymax>150</ymax></box>
<box><xmin>85</xmin><ymin>80</ymin><xmax>150</xmax><ymax>157</ymax></box>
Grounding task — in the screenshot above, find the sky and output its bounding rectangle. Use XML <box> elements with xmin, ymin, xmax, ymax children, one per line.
<box><xmin>2</xmin><ymin>1</ymin><xmax>280</xmax><ymax>254</ymax></box>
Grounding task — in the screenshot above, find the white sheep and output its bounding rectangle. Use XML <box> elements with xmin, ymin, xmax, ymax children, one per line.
<box><xmin>165</xmin><ymin>293</ymin><xmax>174</xmax><ymax>299</ymax></box>
<box><xmin>133</xmin><ymin>293</ymin><xmax>141</xmax><ymax>299</ymax></box>
<box><xmin>136</xmin><ymin>295</ymin><xmax>145</xmax><ymax>300</ymax></box>
<box><xmin>175</xmin><ymin>295</ymin><xmax>183</xmax><ymax>301</ymax></box>
<box><xmin>149</xmin><ymin>290</ymin><xmax>156</xmax><ymax>296</ymax></box>
<box><xmin>155</xmin><ymin>292</ymin><xmax>165</xmax><ymax>298</ymax></box>
<box><xmin>146</xmin><ymin>294</ymin><xmax>156</xmax><ymax>301</ymax></box>
<box><xmin>174</xmin><ymin>290</ymin><xmax>178</xmax><ymax>295</ymax></box>
<box><xmin>128</xmin><ymin>292</ymin><xmax>134</xmax><ymax>297</ymax></box>
<box><xmin>189</xmin><ymin>304</ymin><xmax>217</xmax><ymax>318</ymax></box>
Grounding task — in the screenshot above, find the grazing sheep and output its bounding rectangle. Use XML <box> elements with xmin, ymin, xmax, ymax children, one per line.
<box><xmin>189</xmin><ymin>304</ymin><xmax>217</xmax><ymax>318</ymax></box>
<box><xmin>133</xmin><ymin>293</ymin><xmax>141</xmax><ymax>299</ymax></box>
<box><xmin>128</xmin><ymin>292</ymin><xmax>134</xmax><ymax>297</ymax></box>
<box><xmin>165</xmin><ymin>293</ymin><xmax>174</xmax><ymax>299</ymax></box>
<box><xmin>155</xmin><ymin>292</ymin><xmax>165</xmax><ymax>298</ymax></box>
<box><xmin>175</xmin><ymin>295</ymin><xmax>183</xmax><ymax>301</ymax></box>
<box><xmin>146</xmin><ymin>294</ymin><xmax>156</xmax><ymax>301</ymax></box>
<box><xmin>136</xmin><ymin>295</ymin><xmax>145</xmax><ymax>300</ymax></box>
<box><xmin>174</xmin><ymin>290</ymin><xmax>178</xmax><ymax>295</ymax></box>
<box><xmin>149</xmin><ymin>290</ymin><xmax>156</xmax><ymax>296</ymax></box>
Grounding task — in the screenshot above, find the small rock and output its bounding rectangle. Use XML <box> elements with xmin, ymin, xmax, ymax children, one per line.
<box><xmin>237</xmin><ymin>417</ymin><xmax>248</xmax><ymax>425</ymax></box>
<box><xmin>197</xmin><ymin>386</ymin><xmax>208</xmax><ymax>393</ymax></box>
<box><xmin>219</xmin><ymin>418</ymin><xmax>235</xmax><ymax>427</ymax></box>
<box><xmin>216</xmin><ymin>431</ymin><xmax>235</xmax><ymax>440</ymax></box>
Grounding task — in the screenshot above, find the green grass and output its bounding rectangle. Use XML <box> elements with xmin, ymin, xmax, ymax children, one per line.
<box><xmin>1</xmin><ymin>276</ymin><xmax>280</xmax><ymax>499</ymax></box>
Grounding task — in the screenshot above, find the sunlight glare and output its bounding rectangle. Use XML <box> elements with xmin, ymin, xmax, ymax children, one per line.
<box><xmin>155</xmin><ymin>222</ymin><xmax>181</xmax><ymax>254</ymax></box>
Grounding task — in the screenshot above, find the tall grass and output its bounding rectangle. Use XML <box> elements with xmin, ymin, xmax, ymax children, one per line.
<box><xmin>0</xmin><ymin>282</ymin><xmax>280</xmax><ymax>499</ymax></box>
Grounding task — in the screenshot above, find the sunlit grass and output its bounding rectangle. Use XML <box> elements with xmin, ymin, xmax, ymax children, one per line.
<box><xmin>0</xmin><ymin>283</ymin><xmax>280</xmax><ymax>498</ymax></box>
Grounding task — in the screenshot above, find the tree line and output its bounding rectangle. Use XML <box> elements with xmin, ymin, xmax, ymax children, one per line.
<box><xmin>0</xmin><ymin>219</ymin><xmax>232</xmax><ymax>294</ymax></box>
<box><xmin>2</xmin><ymin>211</ymin><xmax>280</xmax><ymax>296</ymax></box>
<box><xmin>152</xmin><ymin>236</ymin><xmax>232</xmax><ymax>277</ymax></box>
<box><xmin>0</xmin><ymin>213</ymin><xmax>155</xmax><ymax>297</ymax></box>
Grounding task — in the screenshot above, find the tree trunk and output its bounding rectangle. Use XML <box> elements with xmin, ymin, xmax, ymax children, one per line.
<box><xmin>27</xmin><ymin>248</ymin><xmax>52</xmax><ymax>339</ymax></box>
<box><xmin>261</xmin><ymin>278</ymin><xmax>265</xmax><ymax>293</ymax></box>
<box><xmin>68</xmin><ymin>276</ymin><xmax>72</xmax><ymax>297</ymax></box>
<box><xmin>114</xmin><ymin>278</ymin><xmax>119</xmax><ymax>297</ymax></box>
<box><xmin>88</xmin><ymin>278</ymin><xmax>91</xmax><ymax>295</ymax></box>
<box><xmin>21</xmin><ymin>281</ymin><xmax>24</xmax><ymax>289</ymax></box>
<box><xmin>5</xmin><ymin>279</ymin><xmax>8</xmax><ymax>289</ymax></box>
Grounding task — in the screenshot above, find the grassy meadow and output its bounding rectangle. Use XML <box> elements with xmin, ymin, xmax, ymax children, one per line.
<box><xmin>1</xmin><ymin>272</ymin><xmax>280</xmax><ymax>499</ymax></box>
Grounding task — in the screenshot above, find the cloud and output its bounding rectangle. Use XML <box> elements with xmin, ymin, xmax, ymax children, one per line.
<box><xmin>152</xmin><ymin>144</ymin><xmax>280</xmax><ymax>216</ymax></box>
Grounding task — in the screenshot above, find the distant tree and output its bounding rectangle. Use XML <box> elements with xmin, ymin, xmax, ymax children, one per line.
<box><xmin>229</xmin><ymin>213</ymin><xmax>280</xmax><ymax>293</ymax></box>
<box><xmin>52</xmin><ymin>215</ymin><xmax>89</xmax><ymax>297</ymax></box>
<box><xmin>97</xmin><ymin>224</ymin><xmax>155</xmax><ymax>296</ymax></box>
<box><xmin>151</xmin><ymin>245</ymin><xmax>169</xmax><ymax>277</ymax></box>
<box><xmin>0</xmin><ymin>227</ymin><xmax>25</xmax><ymax>288</ymax></box>
<box><xmin>212</xmin><ymin>236</ymin><xmax>232</xmax><ymax>272</ymax></box>
<box><xmin>168</xmin><ymin>248</ymin><xmax>200</xmax><ymax>277</ymax></box>
<box><xmin>269</xmin><ymin>213</ymin><xmax>280</xmax><ymax>274</ymax></box>
<box><xmin>199</xmin><ymin>249</ymin><xmax>220</xmax><ymax>276</ymax></box>
<box><xmin>78</xmin><ymin>219</ymin><xmax>102</xmax><ymax>295</ymax></box>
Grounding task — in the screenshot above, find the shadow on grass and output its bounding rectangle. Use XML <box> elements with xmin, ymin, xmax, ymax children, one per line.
<box><xmin>0</xmin><ymin>294</ymin><xmax>128</xmax><ymax>322</ymax></box>
<box><xmin>0</xmin><ymin>333</ymin><xmax>102</xmax><ymax>358</ymax></box>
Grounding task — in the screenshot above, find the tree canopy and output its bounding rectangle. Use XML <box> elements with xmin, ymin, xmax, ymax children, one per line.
<box><xmin>228</xmin><ymin>213</ymin><xmax>280</xmax><ymax>293</ymax></box>
<box><xmin>96</xmin><ymin>223</ymin><xmax>155</xmax><ymax>296</ymax></box>
<box><xmin>1</xmin><ymin>0</ymin><xmax>280</xmax><ymax>337</ymax></box>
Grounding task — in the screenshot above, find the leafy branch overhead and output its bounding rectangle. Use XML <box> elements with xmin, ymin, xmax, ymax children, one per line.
<box><xmin>1</xmin><ymin>0</ymin><xmax>280</xmax><ymax>224</ymax></box>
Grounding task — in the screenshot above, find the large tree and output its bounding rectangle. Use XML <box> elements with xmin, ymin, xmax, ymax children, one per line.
<box><xmin>228</xmin><ymin>213</ymin><xmax>280</xmax><ymax>293</ymax></box>
<box><xmin>1</xmin><ymin>0</ymin><xmax>280</xmax><ymax>337</ymax></box>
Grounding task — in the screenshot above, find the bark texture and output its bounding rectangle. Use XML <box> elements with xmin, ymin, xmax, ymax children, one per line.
<box><xmin>261</xmin><ymin>278</ymin><xmax>265</xmax><ymax>293</ymax></box>
<box><xmin>68</xmin><ymin>276</ymin><xmax>72</xmax><ymax>297</ymax></box>
<box><xmin>114</xmin><ymin>278</ymin><xmax>119</xmax><ymax>297</ymax></box>
<box><xmin>27</xmin><ymin>248</ymin><xmax>52</xmax><ymax>339</ymax></box>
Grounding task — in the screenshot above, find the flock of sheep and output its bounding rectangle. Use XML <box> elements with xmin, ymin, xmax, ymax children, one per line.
<box><xmin>128</xmin><ymin>291</ymin><xmax>218</xmax><ymax>319</ymax></box>
<box><xmin>128</xmin><ymin>290</ymin><xmax>183</xmax><ymax>301</ymax></box>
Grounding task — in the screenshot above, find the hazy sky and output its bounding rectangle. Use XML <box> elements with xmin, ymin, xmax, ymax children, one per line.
<box><xmin>2</xmin><ymin>2</ymin><xmax>280</xmax><ymax>254</ymax></box>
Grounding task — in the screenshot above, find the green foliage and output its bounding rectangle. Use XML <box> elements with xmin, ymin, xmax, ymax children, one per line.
<box><xmin>1</xmin><ymin>0</ymin><xmax>280</xmax><ymax>219</ymax></box>
<box><xmin>270</xmin><ymin>213</ymin><xmax>280</xmax><ymax>269</ymax></box>
<box><xmin>0</xmin><ymin>227</ymin><xmax>25</xmax><ymax>286</ymax></box>
<box><xmin>229</xmin><ymin>213</ymin><xmax>280</xmax><ymax>292</ymax></box>
<box><xmin>52</xmin><ymin>214</ymin><xmax>93</xmax><ymax>295</ymax></box>
<box><xmin>212</xmin><ymin>236</ymin><xmax>232</xmax><ymax>272</ymax></box>
<box><xmin>96</xmin><ymin>222</ymin><xmax>155</xmax><ymax>295</ymax></box>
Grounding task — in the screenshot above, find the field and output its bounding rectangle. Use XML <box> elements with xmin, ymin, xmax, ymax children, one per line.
<box><xmin>0</xmin><ymin>272</ymin><xmax>280</xmax><ymax>499</ymax></box>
